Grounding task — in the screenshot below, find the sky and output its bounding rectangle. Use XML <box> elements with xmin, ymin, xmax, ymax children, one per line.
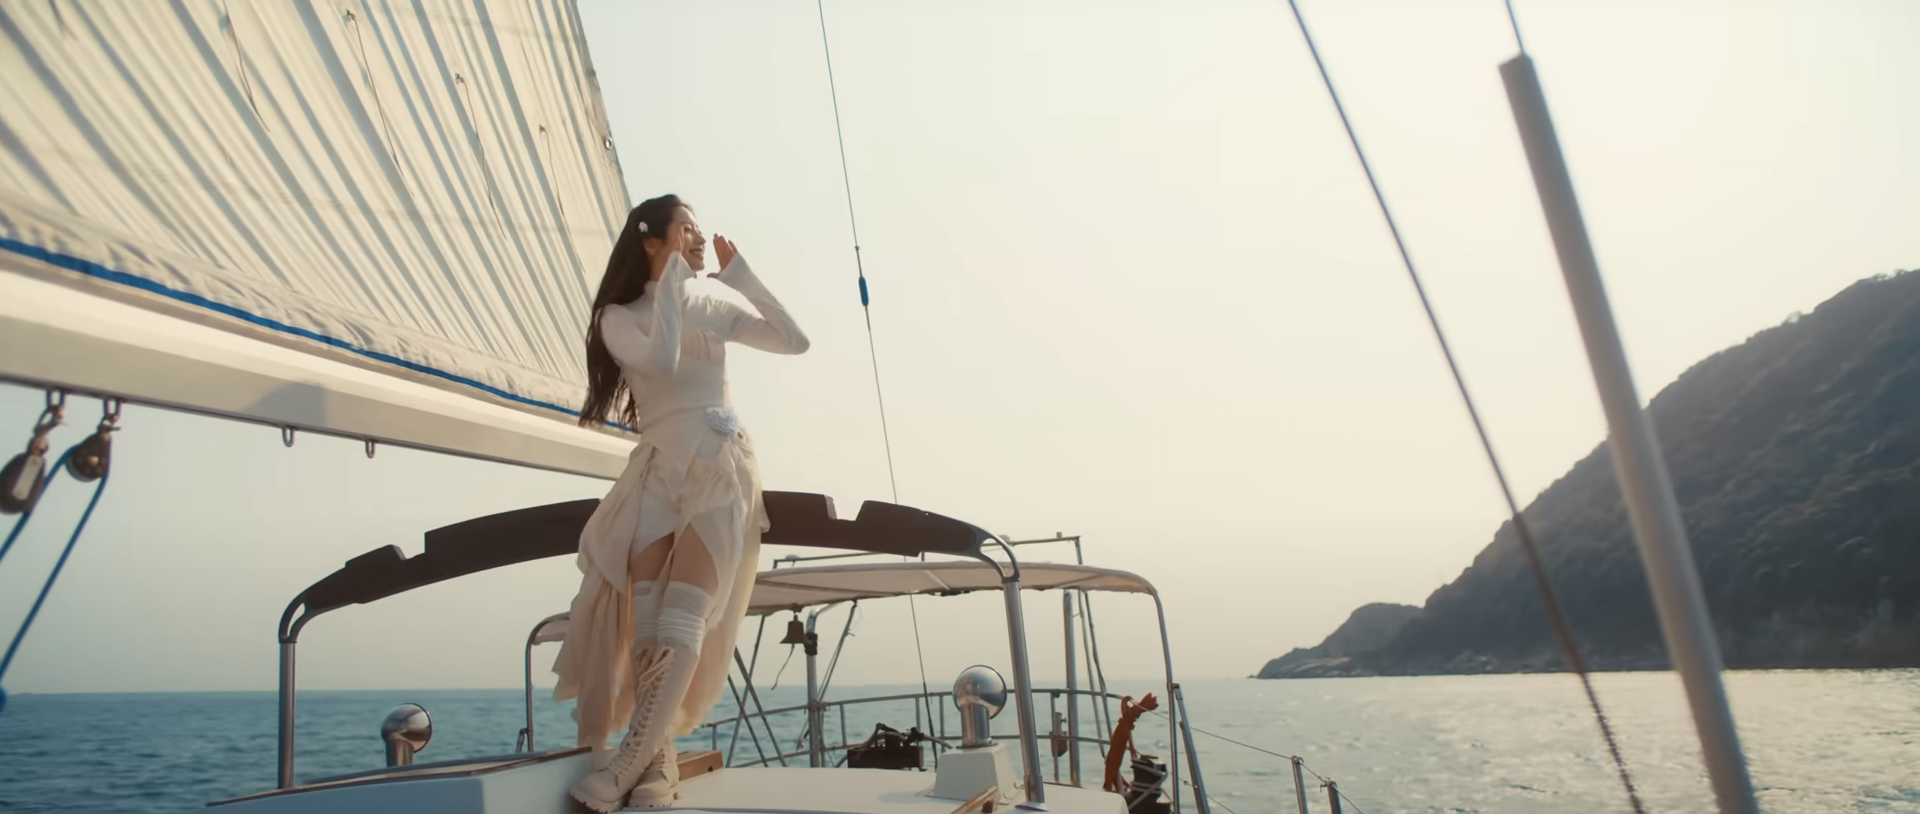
<box><xmin>1</xmin><ymin>0</ymin><xmax>1916</xmax><ymax>696</ymax></box>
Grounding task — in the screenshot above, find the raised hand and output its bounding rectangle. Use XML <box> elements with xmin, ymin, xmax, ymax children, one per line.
<box><xmin>713</xmin><ymin>234</ymin><xmax>739</xmax><ymax>273</ymax></box>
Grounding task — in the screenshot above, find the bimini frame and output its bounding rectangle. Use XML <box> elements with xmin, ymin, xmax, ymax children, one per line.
<box><xmin>272</xmin><ymin>492</ymin><xmax>1061</xmax><ymax>804</ymax></box>
<box><xmin>518</xmin><ymin>559</ymin><xmax>1210</xmax><ymax>813</ymax></box>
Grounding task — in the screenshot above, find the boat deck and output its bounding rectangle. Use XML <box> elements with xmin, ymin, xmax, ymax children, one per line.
<box><xmin>666</xmin><ymin>767</ymin><xmax>1125</xmax><ymax>814</ymax></box>
<box><xmin>208</xmin><ymin>751</ymin><xmax>1127</xmax><ymax>814</ymax></box>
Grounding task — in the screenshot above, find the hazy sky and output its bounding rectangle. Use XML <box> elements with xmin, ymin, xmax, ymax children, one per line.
<box><xmin>2</xmin><ymin>0</ymin><xmax>1915</xmax><ymax>697</ymax></box>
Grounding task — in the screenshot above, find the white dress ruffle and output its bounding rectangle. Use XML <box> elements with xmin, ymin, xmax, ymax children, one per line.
<box><xmin>551</xmin><ymin>251</ymin><xmax>807</xmax><ymax>749</ymax></box>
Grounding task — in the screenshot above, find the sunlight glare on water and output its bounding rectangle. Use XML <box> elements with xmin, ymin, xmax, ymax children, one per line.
<box><xmin>1</xmin><ymin>671</ymin><xmax>1915</xmax><ymax>813</ymax></box>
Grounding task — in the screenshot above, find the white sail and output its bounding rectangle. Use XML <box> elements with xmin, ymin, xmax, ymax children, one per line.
<box><xmin>0</xmin><ymin>1</ymin><xmax>633</xmax><ymax>478</ymax></box>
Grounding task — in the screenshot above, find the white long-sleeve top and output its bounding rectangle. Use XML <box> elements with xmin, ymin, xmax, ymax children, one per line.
<box><xmin>599</xmin><ymin>251</ymin><xmax>809</xmax><ymax>467</ymax></box>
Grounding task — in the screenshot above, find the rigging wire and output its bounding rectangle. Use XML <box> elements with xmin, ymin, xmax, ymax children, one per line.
<box><xmin>814</xmin><ymin>0</ymin><xmax>898</xmax><ymax>503</ymax></box>
<box><xmin>904</xmin><ymin>584</ymin><xmax>935</xmax><ymax>731</ymax></box>
<box><xmin>1503</xmin><ymin>0</ymin><xmax>1529</xmax><ymax>54</ymax></box>
<box><xmin>1154</xmin><ymin>711</ymin><xmax>1368</xmax><ymax>814</ymax></box>
<box><xmin>1276</xmin><ymin>2</ymin><xmax>1644</xmax><ymax>811</ymax></box>
<box><xmin>814</xmin><ymin>0</ymin><xmax>937</xmax><ymax>736</ymax></box>
<box><xmin>1178</xmin><ymin>779</ymin><xmax>1240</xmax><ymax>814</ymax></box>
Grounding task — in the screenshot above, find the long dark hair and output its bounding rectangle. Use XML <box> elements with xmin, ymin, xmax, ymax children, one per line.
<box><xmin>580</xmin><ymin>194</ymin><xmax>688</xmax><ymax>428</ymax></box>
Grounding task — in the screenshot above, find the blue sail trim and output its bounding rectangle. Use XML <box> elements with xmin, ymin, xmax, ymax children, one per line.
<box><xmin>0</xmin><ymin>237</ymin><xmax>632</xmax><ymax>432</ymax></box>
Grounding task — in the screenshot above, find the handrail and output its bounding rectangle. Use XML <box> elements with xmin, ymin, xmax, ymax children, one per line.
<box><xmin>707</xmin><ymin>689</ymin><xmax>951</xmax><ymax>724</ymax></box>
<box><xmin>701</xmin><ymin>687</ymin><xmax>1131</xmax><ymax>731</ymax></box>
<box><xmin>724</xmin><ymin>731</ymin><xmax>1117</xmax><ymax>771</ymax></box>
<box><xmin>702</xmin><ymin>684</ymin><xmax>1129</xmax><ymax>776</ymax></box>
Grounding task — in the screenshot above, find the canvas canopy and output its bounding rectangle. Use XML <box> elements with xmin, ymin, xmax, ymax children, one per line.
<box><xmin>526</xmin><ymin>560</ymin><xmax>1157</xmax><ymax>645</ymax></box>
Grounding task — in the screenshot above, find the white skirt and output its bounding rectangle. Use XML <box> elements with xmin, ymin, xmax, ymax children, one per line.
<box><xmin>551</xmin><ymin>419</ymin><xmax>766</xmax><ymax>750</ymax></box>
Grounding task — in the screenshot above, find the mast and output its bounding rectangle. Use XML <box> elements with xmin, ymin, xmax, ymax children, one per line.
<box><xmin>1499</xmin><ymin>53</ymin><xmax>1759</xmax><ymax>814</ymax></box>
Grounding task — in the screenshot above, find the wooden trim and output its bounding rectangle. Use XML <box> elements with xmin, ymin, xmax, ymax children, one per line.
<box><xmin>949</xmin><ymin>786</ymin><xmax>1000</xmax><ymax>814</ymax></box>
<box><xmin>677</xmin><ymin>750</ymin><xmax>724</xmax><ymax>779</ymax></box>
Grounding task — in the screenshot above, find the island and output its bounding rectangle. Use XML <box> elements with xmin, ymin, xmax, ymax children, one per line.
<box><xmin>1258</xmin><ymin>269</ymin><xmax>1920</xmax><ymax>678</ymax></box>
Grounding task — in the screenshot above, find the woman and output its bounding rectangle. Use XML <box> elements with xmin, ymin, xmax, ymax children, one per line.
<box><xmin>553</xmin><ymin>194</ymin><xmax>809</xmax><ymax>812</ymax></box>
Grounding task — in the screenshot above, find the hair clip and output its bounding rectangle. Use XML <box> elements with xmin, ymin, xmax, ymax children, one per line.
<box><xmin>636</xmin><ymin>221</ymin><xmax>650</xmax><ymax>233</ymax></box>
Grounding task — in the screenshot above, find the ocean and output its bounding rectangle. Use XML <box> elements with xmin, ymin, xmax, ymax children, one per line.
<box><xmin>1</xmin><ymin>671</ymin><xmax>1916</xmax><ymax>813</ymax></box>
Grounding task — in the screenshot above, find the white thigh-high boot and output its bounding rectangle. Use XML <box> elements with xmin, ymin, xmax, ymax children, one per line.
<box><xmin>625</xmin><ymin>581</ymin><xmax>676</xmax><ymax>804</ymax></box>
<box><xmin>570</xmin><ymin>582</ymin><xmax>711</xmax><ymax>813</ymax></box>
<box><xmin>590</xmin><ymin>581</ymin><xmax>659</xmax><ymax>772</ymax></box>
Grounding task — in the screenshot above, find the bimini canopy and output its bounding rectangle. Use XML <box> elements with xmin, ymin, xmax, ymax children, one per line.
<box><xmin>525</xmin><ymin>561</ymin><xmax>1156</xmax><ymax>646</ymax></box>
<box><xmin>745</xmin><ymin>561</ymin><xmax>1156</xmax><ymax>616</ymax></box>
<box><xmin>0</xmin><ymin>1</ymin><xmax>634</xmax><ymax>479</ymax></box>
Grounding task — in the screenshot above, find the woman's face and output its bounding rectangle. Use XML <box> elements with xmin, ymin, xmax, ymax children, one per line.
<box><xmin>666</xmin><ymin>206</ymin><xmax>707</xmax><ymax>271</ymax></box>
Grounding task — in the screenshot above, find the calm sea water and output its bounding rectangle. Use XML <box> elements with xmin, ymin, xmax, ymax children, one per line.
<box><xmin>2</xmin><ymin>671</ymin><xmax>1916</xmax><ymax>813</ymax></box>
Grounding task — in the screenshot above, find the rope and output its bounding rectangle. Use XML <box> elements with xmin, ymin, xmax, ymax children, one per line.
<box><xmin>769</xmin><ymin>635</ymin><xmax>797</xmax><ymax>691</ymax></box>
<box><xmin>0</xmin><ymin>455</ymin><xmax>112</xmax><ymax>685</ymax></box>
<box><xmin>814</xmin><ymin>0</ymin><xmax>936</xmax><ymax>737</ymax></box>
<box><xmin>0</xmin><ymin>446</ymin><xmax>73</xmax><ymax>568</ymax></box>
<box><xmin>1275</xmin><ymin>3</ymin><xmax>1643</xmax><ymax>812</ymax></box>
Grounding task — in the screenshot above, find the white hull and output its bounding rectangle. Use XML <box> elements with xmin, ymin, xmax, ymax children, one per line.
<box><xmin>214</xmin><ymin>752</ymin><xmax>1127</xmax><ymax>814</ymax></box>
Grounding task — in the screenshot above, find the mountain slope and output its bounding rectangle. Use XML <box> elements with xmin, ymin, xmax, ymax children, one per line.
<box><xmin>1262</xmin><ymin>269</ymin><xmax>1920</xmax><ymax>676</ymax></box>
<box><xmin>1255</xmin><ymin>603</ymin><xmax>1419</xmax><ymax>678</ymax></box>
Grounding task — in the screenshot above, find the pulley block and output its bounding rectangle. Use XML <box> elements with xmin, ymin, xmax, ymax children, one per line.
<box><xmin>0</xmin><ymin>450</ymin><xmax>48</xmax><ymax>515</ymax></box>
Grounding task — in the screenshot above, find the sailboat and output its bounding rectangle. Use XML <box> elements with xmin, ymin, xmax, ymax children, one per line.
<box><xmin>0</xmin><ymin>3</ymin><xmax>1201</xmax><ymax>813</ymax></box>
<box><xmin>0</xmin><ymin>2</ymin><xmax>1763</xmax><ymax>813</ymax></box>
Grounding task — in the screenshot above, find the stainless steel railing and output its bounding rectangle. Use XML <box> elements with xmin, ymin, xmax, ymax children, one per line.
<box><xmin>701</xmin><ymin>685</ymin><xmax>1132</xmax><ymax>785</ymax></box>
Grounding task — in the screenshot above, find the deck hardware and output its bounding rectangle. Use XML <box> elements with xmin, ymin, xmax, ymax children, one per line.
<box><xmin>1</xmin><ymin>391</ymin><xmax>64</xmax><ymax>515</ymax></box>
<box><xmin>780</xmin><ymin>612</ymin><xmax>807</xmax><ymax>645</ymax></box>
<box><xmin>65</xmin><ymin>399</ymin><xmax>120</xmax><ymax>482</ymax></box>
<box><xmin>381</xmin><ymin>704</ymin><xmax>432</xmax><ymax>767</ymax></box>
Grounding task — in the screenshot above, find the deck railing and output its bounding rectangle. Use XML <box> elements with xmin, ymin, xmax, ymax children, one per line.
<box><xmin>702</xmin><ymin>685</ymin><xmax>1131</xmax><ymax>789</ymax></box>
